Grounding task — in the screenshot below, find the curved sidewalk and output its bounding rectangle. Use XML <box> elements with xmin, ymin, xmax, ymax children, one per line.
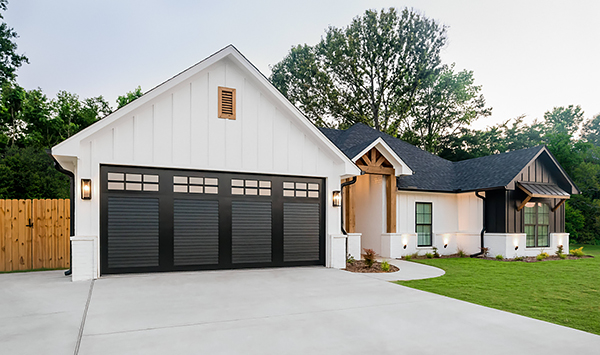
<box><xmin>351</xmin><ymin>259</ymin><xmax>445</xmax><ymax>281</ymax></box>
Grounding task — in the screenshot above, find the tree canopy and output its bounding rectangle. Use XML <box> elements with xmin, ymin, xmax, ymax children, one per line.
<box><xmin>270</xmin><ymin>7</ymin><xmax>491</xmax><ymax>153</ymax></box>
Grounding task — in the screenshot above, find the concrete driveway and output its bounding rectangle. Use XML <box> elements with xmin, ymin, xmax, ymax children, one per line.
<box><xmin>2</xmin><ymin>267</ymin><xmax>599</xmax><ymax>354</ymax></box>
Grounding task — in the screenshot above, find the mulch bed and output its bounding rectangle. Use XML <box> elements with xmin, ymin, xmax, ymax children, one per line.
<box><xmin>480</xmin><ymin>255</ymin><xmax>594</xmax><ymax>262</ymax></box>
<box><xmin>344</xmin><ymin>260</ymin><xmax>399</xmax><ymax>273</ymax></box>
<box><xmin>405</xmin><ymin>254</ymin><xmax>593</xmax><ymax>262</ymax></box>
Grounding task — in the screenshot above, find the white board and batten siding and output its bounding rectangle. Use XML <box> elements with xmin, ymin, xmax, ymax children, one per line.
<box><xmin>53</xmin><ymin>47</ymin><xmax>360</xmax><ymax>276</ymax></box>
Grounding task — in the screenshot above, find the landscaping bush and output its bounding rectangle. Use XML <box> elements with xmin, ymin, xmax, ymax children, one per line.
<box><xmin>346</xmin><ymin>254</ymin><xmax>356</xmax><ymax>265</ymax></box>
<box><xmin>495</xmin><ymin>254</ymin><xmax>503</xmax><ymax>260</ymax></box>
<box><xmin>537</xmin><ymin>252</ymin><xmax>550</xmax><ymax>261</ymax></box>
<box><xmin>570</xmin><ymin>247</ymin><xmax>585</xmax><ymax>257</ymax></box>
<box><xmin>457</xmin><ymin>248</ymin><xmax>467</xmax><ymax>258</ymax></box>
<box><xmin>433</xmin><ymin>247</ymin><xmax>440</xmax><ymax>258</ymax></box>
<box><xmin>381</xmin><ymin>260</ymin><xmax>390</xmax><ymax>272</ymax></box>
<box><xmin>514</xmin><ymin>256</ymin><xmax>524</xmax><ymax>261</ymax></box>
<box><xmin>362</xmin><ymin>248</ymin><xmax>377</xmax><ymax>267</ymax></box>
<box><xmin>480</xmin><ymin>247</ymin><xmax>490</xmax><ymax>257</ymax></box>
<box><xmin>556</xmin><ymin>245</ymin><xmax>565</xmax><ymax>258</ymax></box>
<box><xmin>425</xmin><ymin>252</ymin><xmax>434</xmax><ymax>259</ymax></box>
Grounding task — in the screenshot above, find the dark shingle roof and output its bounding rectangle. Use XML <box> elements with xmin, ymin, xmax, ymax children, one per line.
<box><xmin>320</xmin><ymin>123</ymin><xmax>545</xmax><ymax>192</ymax></box>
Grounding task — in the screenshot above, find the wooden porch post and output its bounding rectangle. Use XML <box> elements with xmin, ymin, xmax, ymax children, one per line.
<box><xmin>386</xmin><ymin>172</ymin><xmax>396</xmax><ymax>233</ymax></box>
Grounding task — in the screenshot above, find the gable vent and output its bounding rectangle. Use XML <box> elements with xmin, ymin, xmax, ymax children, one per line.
<box><xmin>218</xmin><ymin>86</ymin><xmax>236</xmax><ymax>120</ymax></box>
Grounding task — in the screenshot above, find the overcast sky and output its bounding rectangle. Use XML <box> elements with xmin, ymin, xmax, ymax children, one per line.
<box><xmin>5</xmin><ymin>0</ymin><xmax>599</xmax><ymax>129</ymax></box>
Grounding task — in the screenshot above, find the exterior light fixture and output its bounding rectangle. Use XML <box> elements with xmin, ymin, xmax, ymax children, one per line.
<box><xmin>444</xmin><ymin>243</ymin><xmax>448</xmax><ymax>249</ymax></box>
<box><xmin>81</xmin><ymin>179</ymin><xmax>92</xmax><ymax>200</ymax></box>
<box><xmin>514</xmin><ymin>245</ymin><xmax>519</xmax><ymax>250</ymax></box>
<box><xmin>332</xmin><ymin>190</ymin><xmax>341</xmax><ymax>207</ymax></box>
<box><xmin>403</xmin><ymin>243</ymin><xmax>407</xmax><ymax>249</ymax></box>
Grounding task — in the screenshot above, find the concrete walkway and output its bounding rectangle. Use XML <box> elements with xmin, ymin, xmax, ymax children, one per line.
<box><xmin>357</xmin><ymin>258</ymin><xmax>445</xmax><ymax>281</ymax></box>
<box><xmin>1</xmin><ymin>267</ymin><xmax>599</xmax><ymax>355</ymax></box>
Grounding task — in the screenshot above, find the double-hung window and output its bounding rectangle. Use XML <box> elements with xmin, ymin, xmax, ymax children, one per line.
<box><xmin>524</xmin><ymin>202</ymin><xmax>550</xmax><ymax>247</ymax></box>
<box><xmin>416</xmin><ymin>202</ymin><xmax>432</xmax><ymax>247</ymax></box>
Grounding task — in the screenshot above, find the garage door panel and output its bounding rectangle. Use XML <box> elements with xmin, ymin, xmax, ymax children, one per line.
<box><xmin>101</xmin><ymin>166</ymin><xmax>324</xmax><ymax>274</ymax></box>
<box><xmin>173</xmin><ymin>199</ymin><xmax>219</xmax><ymax>266</ymax></box>
<box><xmin>107</xmin><ymin>197</ymin><xmax>159</xmax><ymax>269</ymax></box>
<box><xmin>232</xmin><ymin>201</ymin><xmax>272</xmax><ymax>264</ymax></box>
<box><xmin>284</xmin><ymin>203</ymin><xmax>320</xmax><ymax>262</ymax></box>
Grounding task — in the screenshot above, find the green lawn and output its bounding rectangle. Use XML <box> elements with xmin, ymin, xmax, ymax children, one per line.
<box><xmin>396</xmin><ymin>244</ymin><xmax>600</xmax><ymax>335</ymax></box>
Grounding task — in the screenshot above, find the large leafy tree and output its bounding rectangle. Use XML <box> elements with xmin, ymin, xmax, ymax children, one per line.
<box><xmin>402</xmin><ymin>64</ymin><xmax>492</xmax><ymax>153</ymax></box>
<box><xmin>271</xmin><ymin>8</ymin><xmax>449</xmax><ymax>134</ymax></box>
<box><xmin>116</xmin><ymin>86</ymin><xmax>143</xmax><ymax>109</ymax></box>
<box><xmin>581</xmin><ymin>113</ymin><xmax>600</xmax><ymax>146</ymax></box>
<box><xmin>0</xmin><ymin>0</ymin><xmax>28</xmax><ymax>84</ymax></box>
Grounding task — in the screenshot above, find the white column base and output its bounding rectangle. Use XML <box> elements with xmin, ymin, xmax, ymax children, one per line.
<box><xmin>346</xmin><ymin>233</ymin><xmax>362</xmax><ymax>261</ymax></box>
<box><xmin>70</xmin><ymin>236</ymin><xmax>99</xmax><ymax>281</ymax></box>
<box><xmin>328</xmin><ymin>234</ymin><xmax>347</xmax><ymax>269</ymax></box>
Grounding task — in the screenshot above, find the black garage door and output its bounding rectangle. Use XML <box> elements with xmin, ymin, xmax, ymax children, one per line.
<box><xmin>100</xmin><ymin>165</ymin><xmax>325</xmax><ymax>274</ymax></box>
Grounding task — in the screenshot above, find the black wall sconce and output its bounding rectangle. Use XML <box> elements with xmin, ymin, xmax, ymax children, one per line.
<box><xmin>332</xmin><ymin>190</ymin><xmax>341</xmax><ymax>207</ymax></box>
<box><xmin>81</xmin><ymin>179</ymin><xmax>92</xmax><ymax>200</ymax></box>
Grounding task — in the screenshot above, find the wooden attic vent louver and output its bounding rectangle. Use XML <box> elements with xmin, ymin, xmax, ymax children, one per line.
<box><xmin>218</xmin><ymin>86</ymin><xmax>236</xmax><ymax>120</ymax></box>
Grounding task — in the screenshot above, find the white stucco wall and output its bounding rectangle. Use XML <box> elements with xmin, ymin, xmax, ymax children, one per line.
<box><xmin>354</xmin><ymin>174</ymin><xmax>386</xmax><ymax>255</ymax></box>
<box><xmin>53</xmin><ymin>49</ymin><xmax>359</xmax><ymax>279</ymax></box>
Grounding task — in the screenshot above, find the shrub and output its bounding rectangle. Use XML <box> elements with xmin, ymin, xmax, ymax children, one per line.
<box><xmin>346</xmin><ymin>254</ymin><xmax>356</xmax><ymax>265</ymax></box>
<box><xmin>570</xmin><ymin>247</ymin><xmax>585</xmax><ymax>257</ymax></box>
<box><xmin>480</xmin><ymin>247</ymin><xmax>490</xmax><ymax>257</ymax></box>
<box><xmin>514</xmin><ymin>256</ymin><xmax>524</xmax><ymax>261</ymax></box>
<box><xmin>559</xmin><ymin>253</ymin><xmax>566</xmax><ymax>259</ymax></box>
<box><xmin>457</xmin><ymin>248</ymin><xmax>467</xmax><ymax>258</ymax></box>
<box><xmin>362</xmin><ymin>248</ymin><xmax>377</xmax><ymax>267</ymax></box>
<box><xmin>495</xmin><ymin>254</ymin><xmax>503</xmax><ymax>260</ymax></box>
<box><xmin>404</xmin><ymin>252</ymin><xmax>419</xmax><ymax>261</ymax></box>
<box><xmin>433</xmin><ymin>247</ymin><xmax>440</xmax><ymax>258</ymax></box>
<box><xmin>381</xmin><ymin>260</ymin><xmax>390</xmax><ymax>272</ymax></box>
<box><xmin>425</xmin><ymin>252</ymin><xmax>434</xmax><ymax>259</ymax></box>
<box><xmin>537</xmin><ymin>252</ymin><xmax>550</xmax><ymax>261</ymax></box>
<box><xmin>555</xmin><ymin>245</ymin><xmax>564</xmax><ymax>258</ymax></box>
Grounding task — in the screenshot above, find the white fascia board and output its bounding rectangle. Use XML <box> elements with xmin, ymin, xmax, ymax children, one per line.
<box><xmin>51</xmin><ymin>45</ymin><xmax>360</xmax><ymax>177</ymax></box>
<box><xmin>351</xmin><ymin>137</ymin><xmax>413</xmax><ymax>176</ymax></box>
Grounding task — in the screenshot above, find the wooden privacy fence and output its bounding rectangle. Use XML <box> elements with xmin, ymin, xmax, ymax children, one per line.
<box><xmin>0</xmin><ymin>199</ymin><xmax>71</xmax><ymax>272</ymax></box>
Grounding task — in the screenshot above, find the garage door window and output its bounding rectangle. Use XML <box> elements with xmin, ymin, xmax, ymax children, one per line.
<box><xmin>173</xmin><ymin>176</ymin><xmax>218</xmax><ymax>194</ymax></box>
<box><xmin>231</xmin><ymin>179</ymin><xmax>271</xmax><ymax>196</ymax></box>
<box><xmin>107</xmin><ymin>172</ymin><xmax>159</xmax><ymax>191</ymax></box>
<box><xmin>283</xmin><ymin>181</ymin><xmax>319</xmax><ymax>198</ymax></box>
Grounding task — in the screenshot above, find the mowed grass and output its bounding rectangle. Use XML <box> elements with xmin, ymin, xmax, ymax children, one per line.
<box><xmin>396</xmin><ymin>244</ymin><xmax>600</xmax><ymax>335</ymax></box>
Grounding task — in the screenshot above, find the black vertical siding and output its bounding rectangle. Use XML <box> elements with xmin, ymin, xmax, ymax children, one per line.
<box><xmin>488</xmin><ymin>153</ymin><xmax>567</xmax><ymax>234</ymax></box>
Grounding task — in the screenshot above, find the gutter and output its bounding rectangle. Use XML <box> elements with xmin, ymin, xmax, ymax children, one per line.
<box><xmin>46</xmin><ymin>150</ymin><xmax>75</xmax><ymax>276</ymax></box>
<box><xmin>470</xmin><ymin>190</ymin><xmax>486</xmax><ymax>258</ymax></box>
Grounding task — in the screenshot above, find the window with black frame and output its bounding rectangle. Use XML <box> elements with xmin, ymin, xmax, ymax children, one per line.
<box><xmin>416</xmin><ymin>202</ymin><xmax>432</xmax><ymax>247</ymax></box>
<box><xmin>524</xmin><ymin>202</ymin><xmax>550</xmax><ymax>247</ymax></box>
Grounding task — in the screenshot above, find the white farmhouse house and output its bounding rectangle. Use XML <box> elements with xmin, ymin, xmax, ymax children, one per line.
<box><xmin>52</xmin><ymin>46</ymin><xmax>578</xmax><ymax>281</ymax></box>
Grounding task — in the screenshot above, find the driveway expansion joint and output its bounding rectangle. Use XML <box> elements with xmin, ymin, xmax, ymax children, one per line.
<box><xmin>74</xmin><ymin>279</ymin><xmax>94</xmax><ymax>355</ymax></box>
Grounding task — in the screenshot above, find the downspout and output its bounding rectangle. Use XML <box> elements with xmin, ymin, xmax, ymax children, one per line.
<box><xmin>470</xmin><ymin>190</ymin><xmax>486</xmax><ymax>258</ymax></box>
<box><xmin>341</xmin><ymin>175</ymin><xmax>359</xmax><ymax>261</ymax></box>
<box><xmin>340</xmin><ymin>176</ymin><xmax>358</xmax><ymax>235</ymax></box>
<box><xmin>46</xmin><ymin>150</ymin><xmax>75</xmax><ymax>276</ymax></box>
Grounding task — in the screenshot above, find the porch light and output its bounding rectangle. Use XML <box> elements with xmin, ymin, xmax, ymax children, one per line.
<box><xmin>332</xmin><ymin>190</ymin><xmax>341</xmax><ymax>207</ymax></box>
<box><xmin>514</xmin><ymin>239</ymin><xmax>519</xmax><ymax>251</ymax></box>
<box><xmin>403</xmin><ymin>244</ymin><xmax>407</xmax><ymax>249</ymax></box>
<box><xmin>444</xmin><ymin>243</ymin><xmax>448</xmax><ymax>249</ymax></box>
<box><xmin>81</xmin><ymin>179</ymin><xmax>92</xmax><ymax>200</ymax></box>
<box><xmin>515</xmin><ymin>245</ymin><xmax>519</xmax><ymax>250</ymax></box>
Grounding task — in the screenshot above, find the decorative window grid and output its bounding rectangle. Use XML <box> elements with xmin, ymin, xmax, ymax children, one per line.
<box><xmin>283</xmin><ymin>182</ymin><xmax>319</xmax><ymax>198</ymax></box>
<box><xmin>231</xmin><ymin>179</ymin><xmax>271</xmax><ymax>196</ymax></box>
<box><xmin>173</xmin><ymin>176</ymin><xmax>218</xmax><ymax>194</ymax></box>
<box><xmin>107</xmin><ymin>172</ymin><xmax>159</xmax><ymax>191</ymax></box>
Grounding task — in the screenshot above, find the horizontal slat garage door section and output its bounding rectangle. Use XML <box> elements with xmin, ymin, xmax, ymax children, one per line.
<box><xmin>100</xmin><ymin>165</ymin><xmax>325</xmax><ymax>275</ymax></box>
<box><xmin>107</xmin><ymin>197</ymin><xmax>159</xmax><ymax>268</ymax></box>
